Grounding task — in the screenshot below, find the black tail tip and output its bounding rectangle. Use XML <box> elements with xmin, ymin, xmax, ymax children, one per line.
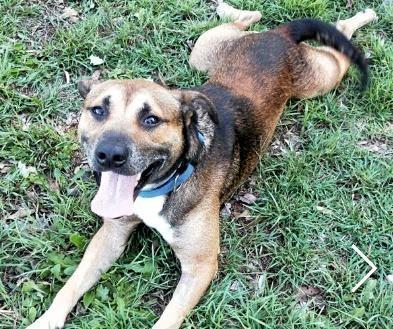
<box><xmin>360</xmin><ymin>71</ymin><xmax>369</xmax><ymax>92</ymax></box>
<box><xmin>287</xmin><ymin>18</ymin><xmax>370</xmax><ymax>92</ymax></box>
<box><xmin>357</xmin><ymin>59</ymin><xmax>369</xmax><ymax>93</ymax></box>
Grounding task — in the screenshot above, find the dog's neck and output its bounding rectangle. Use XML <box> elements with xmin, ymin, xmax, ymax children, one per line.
<box><xmin>138</xmin><ymin>131</ymin><xmax>205</xmax><ymax>198</ymax></box>
<box><xmin>138</xmin><ymin>161</ymin><xmax>194</xmax><ymax>198</ymax></box>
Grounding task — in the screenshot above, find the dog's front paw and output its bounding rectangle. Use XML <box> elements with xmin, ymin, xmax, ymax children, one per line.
<box><xmin>152</xmin><ymin>313</ymin><xmax>184</xmax><ymax>329</ymax></box>
<box><xmin>26</xmin><ymin>311</ymin><xmax>66</xmax><ymax>329</ymax></box>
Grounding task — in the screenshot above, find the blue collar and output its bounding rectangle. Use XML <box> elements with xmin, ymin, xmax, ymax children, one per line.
<box><xmin>139</xmin><ymin>131</ymin><xmax>205</xmax><ymax>198</ymax></box>
<box><xmin>139</xmin><ymin>163</ymin><xmax>195</xmax><ymax>198</ymax></box>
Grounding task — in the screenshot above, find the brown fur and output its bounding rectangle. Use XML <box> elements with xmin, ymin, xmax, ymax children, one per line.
<box><xmin>27</xmin><ymin>7</ymin><xmax>376</xmax><ymax>329</ymax></box>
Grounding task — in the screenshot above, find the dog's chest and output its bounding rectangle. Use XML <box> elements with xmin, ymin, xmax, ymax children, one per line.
<box><xmin>133</xmin><ymin>195</ymin><xmax>174</xmax><ymax>244</ymax></box>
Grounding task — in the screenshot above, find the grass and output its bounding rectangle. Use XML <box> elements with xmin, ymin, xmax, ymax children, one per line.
<box><xmin>0</xmin><ymin>0</ymin><xmax>392</xmax><ymax>328</ymax></box>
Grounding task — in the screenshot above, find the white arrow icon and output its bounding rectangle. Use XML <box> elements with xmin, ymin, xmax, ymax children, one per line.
<box><xmin>351</xmin><ymin>244</ymin><xmax>377</xmax><ymax>292</ymax></box>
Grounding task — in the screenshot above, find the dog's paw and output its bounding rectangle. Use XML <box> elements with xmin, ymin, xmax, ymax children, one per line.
<box><xmin>363</xmin><ymin>8</ymin><xmax>378</xmax><ymax>21</ymax></box>
<box><xmin>152</xmin><ymin>311</ymin><xmax>184</xmax><ymax>329</ymax></box>
<box><xmin>26</xmin><ymin>312</ymin><xmax>65</xmax><ymax>329</ymax></box>
<box><xmin>216</xmin><ymin>1</ymin><xmax>262</xmax><ymax>25</ymax></box>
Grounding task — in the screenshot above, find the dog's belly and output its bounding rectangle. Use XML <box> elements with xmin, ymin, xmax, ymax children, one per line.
<box><xmin>133</xmin><ymin>195</ymin><xmax>174</xmax><ymax>244</ymax></box>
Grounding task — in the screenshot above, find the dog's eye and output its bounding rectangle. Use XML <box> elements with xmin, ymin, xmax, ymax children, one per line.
<box><xmin>143</xmin><ymin>115</ymin><xmax>160</xmax><ymax>127</ymax></box>
<box><xmin>90</xmin><ymin>106</ymin><xmax>106</xmax><ymax>117</ymax></box>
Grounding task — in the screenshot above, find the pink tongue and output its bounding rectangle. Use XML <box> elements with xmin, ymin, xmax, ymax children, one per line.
<box><xmin>91</xmin><ymin>172</ymin><xmax>138</xmax><ymax>218</ymax></box>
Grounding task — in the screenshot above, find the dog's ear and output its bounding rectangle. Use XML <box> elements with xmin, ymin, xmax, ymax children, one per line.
<box><xmin>77</xmin><ymin>79</ymin><xmax>100</xmax><ymax>99</ymax></box>
<box><xmin>180</xmin><ymin>91</ymin><xmax>219</xmax><ymax>126</ymax></box>
<box><xmin>173</xmin><ymin>90</ymin><xmax>219</xmax><ymax>163</ymax></box>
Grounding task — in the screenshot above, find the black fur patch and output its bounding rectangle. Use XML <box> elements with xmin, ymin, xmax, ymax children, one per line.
<box><xmin>287</xmin><ymin>19</ymin><xmax>368</xmax><ymax>90</ymax></box>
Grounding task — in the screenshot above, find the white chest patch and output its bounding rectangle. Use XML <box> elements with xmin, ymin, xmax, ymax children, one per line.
<box><xmin>133</xmin><ymin>195</ymin><xmax>174</xmax><ymax>244</ymax></box>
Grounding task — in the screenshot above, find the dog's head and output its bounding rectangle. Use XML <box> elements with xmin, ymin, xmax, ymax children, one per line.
<box><xmin>77</xmin><ymin>79</ymin><xmax>218</xmax><ymax>218</ymax></box>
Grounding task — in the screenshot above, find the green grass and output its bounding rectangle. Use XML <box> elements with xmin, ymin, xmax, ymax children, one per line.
<box><xmin>0</xmin><ymin>0</ymin><xmax>392</xmax><ymax>328</ymax></box>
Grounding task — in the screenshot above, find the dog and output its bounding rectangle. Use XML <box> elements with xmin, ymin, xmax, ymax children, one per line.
<box><xmin>27</xmin><ymin>2</ymin><xmax>376</xmax><ymax>328</ymax></box>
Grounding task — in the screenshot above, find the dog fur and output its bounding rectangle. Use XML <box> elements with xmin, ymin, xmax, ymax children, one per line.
<box><xmin>27</xmin><ymin>4</ymin><xmax>376</xmax><ymax>329</ymax></box>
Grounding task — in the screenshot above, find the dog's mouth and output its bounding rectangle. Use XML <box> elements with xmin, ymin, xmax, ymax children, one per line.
<box><xmin>90</xmin><ymin>161</ymin><xmax>162</xmax><ymax>218</ymax></box>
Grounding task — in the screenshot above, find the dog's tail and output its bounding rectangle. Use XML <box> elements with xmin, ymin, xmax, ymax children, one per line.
<box><xmin>286</xmin><ymin>19</ymin><xmax>368</xmax><ymax>90</ymax></box>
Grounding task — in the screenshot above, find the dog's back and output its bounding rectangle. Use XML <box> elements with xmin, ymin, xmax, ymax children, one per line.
<box><xmin>197</xmin><ymin>19</ymin><xmax>368</xmax><ymax>199</ymax></box>
<box><xmin>211</xmin><ymin>19</ymin><xmax>367</xmax><ymax>106</ymax></box>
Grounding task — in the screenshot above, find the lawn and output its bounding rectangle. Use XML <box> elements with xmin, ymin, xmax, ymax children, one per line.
<box><xmin>0</xmin><ymin>0</ymin><xmax>392</xmax><ymax>328</ymax></box>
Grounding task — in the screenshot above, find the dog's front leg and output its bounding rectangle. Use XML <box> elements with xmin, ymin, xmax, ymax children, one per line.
<box><xmin>153</xmin><ymin>205</ymin><xmax>220</xmax><ymax>329</ymax></box>
<box><xmin>27</xmin><ymin>216</ymin><xmax>140</xmax><ymax>329</ymax></box>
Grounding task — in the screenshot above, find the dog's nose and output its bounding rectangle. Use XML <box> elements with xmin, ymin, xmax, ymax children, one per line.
<box><xmin>95</xmin><ymin>143</ymin><xmax>128</xmax><ymax>169</ymax></box>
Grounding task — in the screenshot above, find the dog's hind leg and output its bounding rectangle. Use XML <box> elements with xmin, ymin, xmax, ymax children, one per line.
<box><xmin>216</xmin><ymin>0</ymin><xmax>262</xmax><ymax>28</ymax></box>
<box><xmin>189</xmin><ymin>1</ymin><xmax>261</xmax><ymax>74</ymax></box>
<box><xmin>27</xmin><ymin>217</ymin><xmax>140</xmax><ymax>329</ymax></box>
<box><xmin>294</xmin><ymin>9</ymin><xmax>377</xmax><ymax>98</ymax></box>
<box><xmin>336</xmin><ymin>9</ymin><xmax>377</xmax><ymax>39</ymax></box>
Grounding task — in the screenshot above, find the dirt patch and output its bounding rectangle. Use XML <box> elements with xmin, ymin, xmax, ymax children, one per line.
<box><xmin>220</xmin><ymin>174</ymin><xmax>258</xmax><ymax>219</ymax></box>
<box><xmin>144</xmin><ymin>289</ymin><xmax>172</xmax><ymax>316</ymax></box>
<box><xmin>21</xmin><ymin>2</ymin><xmax>63</xmax><ymax>49</ymax></box>
<box><xmin>269</xmin><ymin>123</ymin><xmax>303</xmax><ymax>156</ymax></box>
<box><xmin>19</xmin><ymin>1</ymin><xmax>83</xmax><ymax>51</ymax></box>
<box><xmin>53</xmin><ymin>111</ymin><xmax>80</xmax><ymax>135</ymax></box>
<box><xmin>382</xmin><ymin>122</ymin><xmax>393</xmax><ymax>134</ymax></box>
<box><xmin>357</xmin><ymin>137</ymin><xmax>392</xmax><ymax>157</ymax></box>
<box><xmin>0</xmin><ymin>161</ymin><xmax>13</xmax><ymax>174</ymax></box>
<box><xmin>295</xmin><ymin>285</ymin><xmax>327</xmax><ymax>313</ymax></box>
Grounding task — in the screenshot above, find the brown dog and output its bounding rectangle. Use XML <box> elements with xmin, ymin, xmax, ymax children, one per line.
<box><xmin>27</xmin><ymin>3</ymin><xmax>376</xmax><ymax>329</ymax></box>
